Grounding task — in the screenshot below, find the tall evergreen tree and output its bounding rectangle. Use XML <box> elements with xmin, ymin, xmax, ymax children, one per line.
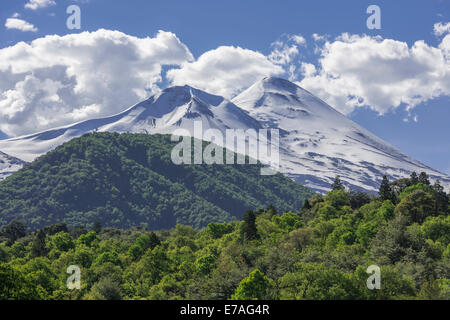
<box><xmin>379</xmin><ymin>176</ymin><xmax>394</xmax><ymax>202</ymax></box>
<box><xmin>31</xmin><ymin>230</ymin><xmax>47</xmax><ymax>258</ymax></box>
<box><xmin>241</xmin><ymin>210</ymin><xmax>258</xmax><ymax>241</ymax></box>
<box><xmin>331</xmin><ymin>176</ymin><xmax>345</xmax><ymax>191</ymax></box>
<box><xmin>432</xmin><ymin>180</ymin><xmax>449</xmax><ymax>215</ymax></box>
<box><xmin>410</xmin><ymin>172</ymin><xmax>419</xmax><ymax>185</ymax></box>
<box><xmin>418</xmin><ymin>172</ymin><xmax>430</xmax><ymax>185</ymax></box>
<box><xmin>302</xmin><ymin>199</ymin><xmax>312</xmax><ymax>210</ymax></box>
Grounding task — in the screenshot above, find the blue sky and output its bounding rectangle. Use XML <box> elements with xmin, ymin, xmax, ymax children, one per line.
<box><xmin>0</xmin><ymin>0</ymin><xmax>449</xmax><ymax>174</ymax></box>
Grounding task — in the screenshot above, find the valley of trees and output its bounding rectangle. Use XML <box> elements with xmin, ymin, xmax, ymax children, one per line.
<box><xmin>0</xmin><ymin>132</ymin><xmax>314</xmax><ymax>230</ymax></box>
<box><xmin>1</xmin><ymin>172</ymin><xmax>448</xmax><ymax>300</ymax></box>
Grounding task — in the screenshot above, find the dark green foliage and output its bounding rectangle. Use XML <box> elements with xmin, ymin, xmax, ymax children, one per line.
<box><xmin>419</xmin><ymin>277</ymin><xmax>444</xmax><ymax>300</ymax></box>
<box><xmin>241</xmin><ymin>211</ymin><xmax>258</xmax><ymax>241</ymax></box>
<box><xmin>1</xmin><ymin>220</ymin><xmax>27</xmax><ymax>246</ymax></box>
<box><xmin>42</xmin><ymin>223</ymin><xmax>68</xmax><ymax>236</ymax></box>
<box><xmin>31</xmin><ymin>230</ymin><xmax>47</xmax><ymax>258</ymax></box>
<box><xmin>86</xmin><ymin>277</ymin><xmax>122</xmax><ymax>300</ymax></box>
<box><xmin>418</xmin><ymin>172</ymin><xmax>430</xmax><ymax>185</ymax></box>
<box><xmin>410</xmin><ymin>172</ymin><xmax>419</xmax><ymax>185</ymax></box>
<box><xmin>379</xmin><ymin>176</ymin><xmax>395</xmax><ymax>202</ymax></box>
<box><xmin>395</xmin><ymin>190</ymin><xmax>435</xmax><ymax>224</ymax></box>
<box><xmin>433</xmin><ymin>180</ymin><xmax>449</xmax><ymax>215</ymax></box>
<box><xmin>349</xmin><ymin>190</ymin><xmax>373</xmax><ymax>209</ymax></box>
<box><xmin>206</xmin><ymin>223</ymin><xmax>234</xmax><ymax>239</ymax></box>
<box><xmin>302</xmin><ymin>199</ymin><xmax>312</xmax><ymax>210</ymax></box>
<box><xmin>92</xmin><ymin>222</ymin><xmax>102</xmax><ymax>234</ymax></box>
<box><xmin>0</xmin><ymin>133</ymin><xmax>315</xmax><ymax>231</ymax></box>
<box><xmin>331</xmin><ymin>176</ymin><xmax>345</xmax><ymax>191</ymax></box>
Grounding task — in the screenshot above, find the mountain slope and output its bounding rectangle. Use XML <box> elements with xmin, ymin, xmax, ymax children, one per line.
<box><xmin>0</xmin><ymin>78</ymin><xmax>448</xmax><ymax>192</ymax></box>
<box><xmin>232</xmin><ymin>77</ymin><xmax>450</xmax><ymax>192</ymax></box>
<box><xmin>0</xmin><ymin>86</ymin><xmax>261</xmax><ymax>163</ymax></box>
<box><xmin>0</xmin><ymin>132</ymin><xmax>314</xmax><ymax>230</ymax></box>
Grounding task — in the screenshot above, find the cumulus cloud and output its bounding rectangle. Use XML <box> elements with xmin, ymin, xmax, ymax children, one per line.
<box><xmin>25</xmin><ymin>0</ymin><xmax>56</xmax><ymax>10</ymax></box>
<box><xmin>434</xmin><ymin>22</ymin><xmax>450</xmax><ymax>36</ymax></box>
<box><xmin>269</xmin><ymin>35</ymin><xmax>305</xmax><ymax>65</ymax></box>
<box><xmin>5</xmin><ymin>18</ymin><xmax>38</xmax><ymax>32</ymax></box>
<box><xmin>0</xmin><ymin>29</ymin><xmax>193</xmax><ymax>136</ymax></box>
<box><xmin>2</xmin><ymin>26</ymin><xmax>450</xmax><ymax>136</ymax></box>
<box><xmin>298</xmin><ymin>33</ymin><xmax>450</xmax><ymax>115</ymax></box>
<box><xmin>167</xmin><ymin>46</ymin><xmax>283</xmax><ymax>98</ymax></box>
<box><xmin>267</xmin><ymin>34</ymin><xmax>307</xmax><ymax>81</ymax></box>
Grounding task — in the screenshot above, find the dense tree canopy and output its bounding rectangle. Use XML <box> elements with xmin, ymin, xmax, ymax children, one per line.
<box><xmin>0</xmin><ymin>132</ymin><xmax>314</xmax><ymax>231</ymax></box>
<box><xmin>0</xmin><ymin>173</ymin><xmax>448</xmax><ymax>300</ymax></box>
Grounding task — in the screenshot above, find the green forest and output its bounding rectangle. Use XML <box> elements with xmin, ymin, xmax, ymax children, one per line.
<box><xmin>1</xmin><ymin>172</ymin><xmax>449</xmax><ymax>300</ymax></box>
<box><xmin>0</xmin><ymin>132</ymin><xmax>314</xmax><ymax>230</ymax></box>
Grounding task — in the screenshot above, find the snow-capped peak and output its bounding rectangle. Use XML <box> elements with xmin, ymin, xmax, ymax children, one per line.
<box><xmin>0</xmin><ymin>85</ymin><xmax>261</xmax><ymax>163</ymax></box>
<box><xmin>232</xmin><ymin>77</ymin><xmax>450</xmax><ymax>192</ymax></box>
<box><xmin>0</xmin><ymin>78</ymin><xmax>448</xmax><ymax>192</ymax></box>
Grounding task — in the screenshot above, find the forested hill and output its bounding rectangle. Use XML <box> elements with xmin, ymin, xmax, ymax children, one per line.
<box><xmin>0</xmin><ymin>132</ymin><xmax>314</xmax><ymax>230</ymax></box>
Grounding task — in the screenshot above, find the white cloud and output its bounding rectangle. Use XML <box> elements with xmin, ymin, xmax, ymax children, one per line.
<box><xmin>312</xmin><ymin>33</ymin><xmax>328</xmax><ymax>42</ymax></box>
<box><xmin>434</xmin><ymin>22</ymin><xmax>450</xmax><ymax>36</ymax></box>
<box><xmin>0</xmin><ymin>29</ymin><xmax>193</xmax><ymax>136</ymax></box>
<box><xmin>167</xmin><ymin>46</ymin><xmax>283</xmax><ymax>98</ymax></box>
<box><xmin>298</xmin><ymin>33</ymin><xmax>450</xmax><ymax>115</ymax></box>
<box><xmin>25</xmin><ymin>0</ymin><xmax>56</xmax><ymax>10</ymax></box>
<box><xmin>299</xmin><ymin>62</ymin><xmax>317</xmax><ymax>78</ymax></box>
<box><xmin>5</xmin><ymin>18</ymin><xmax>38</xmax><ymax>32</ymax></box>
<box><xmin>269</xmin><ymin>36</ymin><xmax>303</xmax><ymax>66</ymax></box>
<box><xmin>2</xmin><ymin>27</ymin><xmax>450</xmax><ymax>136</ymax></box>
<box><xmin>267</xmin><ymin>34</ymin><xmax>306</xmax><ymax>81</ymax></box>
<box><xmin>291</xmin><ymin>35</ymin><xmax>306</xmax><ymax>46</ymax></box>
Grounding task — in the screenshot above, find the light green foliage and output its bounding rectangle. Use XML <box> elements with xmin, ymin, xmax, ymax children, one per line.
<box><xmin>325</xmin><ymin>190</ymin><xmax>350</xmax><ymax>209</ymax></box>
<box><xmin>230</xmin><ymin>269</ymin><xmax>273</xmax><ymax>300</ymax></box>
<box><xmin>47</xmin><ymin>232</ymin><xmax>75</xmax><ymax>252</ymax></box>
<box><xmin>398</xmin><ymin>183</ymin><xmax>432</xmax><ymax>201</ymax></box>
<box><xmin>279</xmin><ymin>262</ymin><xmax>358</xmax><ymax>300</ymax></box>
<box><xmin>273</xmin><ymin>212</ymin><xmax>303</xmax><ymax>233</ymax></box>
<box><xmin>317</xmin><ymin>204</ymin><xmax>338</xmax><ymax>220</ymax></box>
<box><xmin>77</xmin><ymin>231</ymin><xmax>98</xmax><ymax>247</ymax></box>
<box><xmin>377</xmin><ymin>200</ymin><xmax>395</xmax><ymax>221</ymax></box>
<box><xmin>421</xmin><ymin>216</ymin><xmax>450</xmax><ymax>245</ymax></box>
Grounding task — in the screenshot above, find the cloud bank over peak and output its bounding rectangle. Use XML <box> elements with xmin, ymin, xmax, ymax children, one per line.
<box><xmin>1</xmin><ymin>24</ymin><xmax>450</xmax><ymax>137</ymax></box>
<box><xmin>0</xmin><ymin>29</ymin><xmax>193</xmax><ymax>136</ymax></box>
<box><xmin>167</xmin><ymin>46</ymin><xmax>284</xmax><ymax>98</ymax></box>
